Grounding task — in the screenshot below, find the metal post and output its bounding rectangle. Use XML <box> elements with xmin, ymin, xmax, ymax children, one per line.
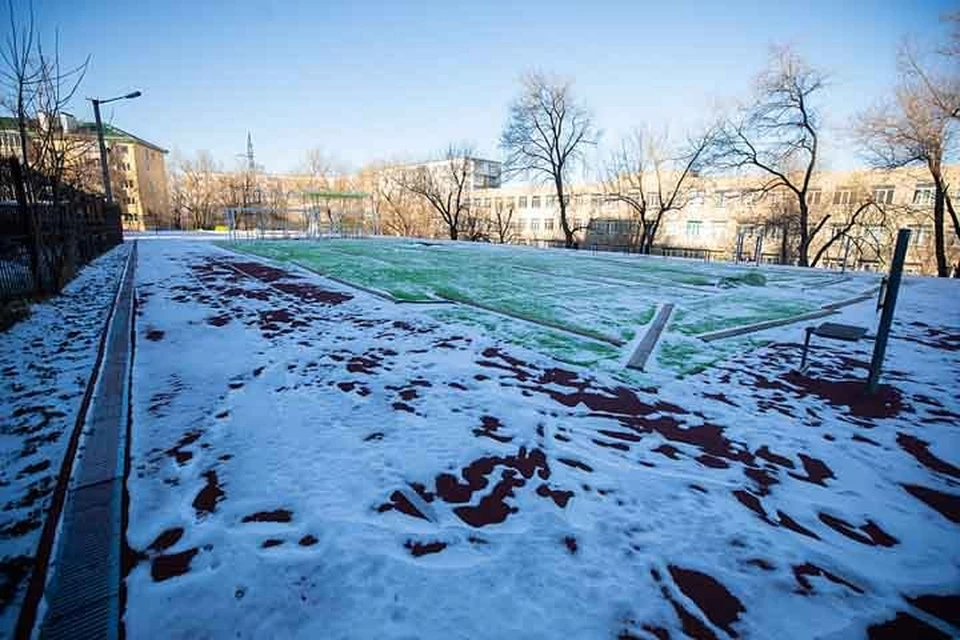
<box><xmin>841</xmin><ymin>236</ymin><xmax>851</xmax><ymax>273</ymax></box>
<box><xmin>866</xmin><ymin>228</ymin><xmax>911</xmax><ymax>394</ymax></box>
<box><xmin>92</xmin><ymin>100</ymin><xmax>113</xmax><ymax>204</ymax></box>
<box><xmin>800</xmin><ymin>327</ymin><xmax>813</xmax><ymax>370</ymax></box>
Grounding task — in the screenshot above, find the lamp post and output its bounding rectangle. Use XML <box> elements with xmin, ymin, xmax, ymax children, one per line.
<box><xmin>88</xmin><ymin>91</ymin><xmax>141</xmax><ymax>204</ymax></box>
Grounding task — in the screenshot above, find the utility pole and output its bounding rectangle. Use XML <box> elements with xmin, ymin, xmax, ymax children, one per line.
<box><xmin>92</xmin><ymin>100</ymin><xmax>112</xmax><ymax>203</ymax></box>
<box><xmin>88</xmin><ymin>91</ymin><xmax>141</xmax><ymax>204</ymax></box>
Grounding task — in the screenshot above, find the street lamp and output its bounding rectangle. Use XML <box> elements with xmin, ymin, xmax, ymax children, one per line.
<box><xmin>88</xmin><ymin>91</ymin><xmax>142</xmax><ymax>204</ymax></box>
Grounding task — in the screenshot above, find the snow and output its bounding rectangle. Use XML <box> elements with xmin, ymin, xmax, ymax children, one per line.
<box><xmin>119</xmin><ymin>238</ymin><xmax>960</xmax><ymax>639</ymax></box>
<box><xmin>227</xmin><ymin>238</ymin><xmax>883</xmax><ymax>382</ymax></box>
<box><xmin>0</xmin><ymin>244</ymin><xmax>131</xmax><ymax>637</ymax></box>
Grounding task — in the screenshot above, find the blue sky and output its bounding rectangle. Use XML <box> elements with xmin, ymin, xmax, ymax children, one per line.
<box><xmin>9</xmin><ymin>0</ymin><xmax>956</xmax><ymax>175</ymax></box>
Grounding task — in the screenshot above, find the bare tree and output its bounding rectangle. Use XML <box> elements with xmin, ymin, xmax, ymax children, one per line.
<box><xmin>490</xmin><ymin>200</ymin><xmax>517</xmax><ymax>244</ymax></box>
<box><xmin>373</xmin><ymin>170</ymin><xmax>431</xmax><ymax>237</ymax></box>
<box><xmin>603</xmin><ymin>127</ymin><xmax>716</xmax><ymax>253</ymax></box>
<box><xmin>302</xmin><ymin>147</ymin><xmax>334</xmax><ymax>190</ymax></box>
<box><xmin>855</xmin><ymin>45</ymin><xmax>958</xmax><ymax>276</ymax></box>
<box><xmin>397</xmin><ymin>145</ymin><xmax>473</xmax><ymax>240</ymax></box>
<box><xmin>711</xmin><ymin>47</ymin><xmax>826</xmax><ymax>267</ymax></box>
<box><xmin>178</xmin><ymin>151</ymin><xmax>223</xmax><ymax>230</ymax></box>
<box><xmin>906</xmin><ymin>11</ymin><xmax>960</xmax><ymax>122</ymax></box>
<box><xmin>501</xmin><ymin>72</ymin><xmax>597</xmax><ymax>248</ymax></box>
<box><xmin>263</xmin><ymin>176</ymin><xmax>289</xmax><ymax>231</ymax></box>
<box><xmin>459</xmin><ymin>205</ymin><xmax>490</xmax><ymax>242</ymax></box>
<box><xmin>0</xmin><ymin>0</ymin><xmax>40</xmax><ymax>171</ymax></box>
<box><xmin>808</xmin><ymin>186</ymin><xmax>884</xmax><ymax>268</ymax></box>
<box><xmin>1</xmin><ymin>8</ymin><xmax>91</xmax><ymax>200</ymax></box>
<box><xmin>168</xmin><ymin>159</ymin><xmax>187</xmax><ymax>230</ymax></box>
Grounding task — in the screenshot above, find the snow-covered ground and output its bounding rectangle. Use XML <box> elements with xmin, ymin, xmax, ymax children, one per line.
<box><xmin>122</xmin><ymin>239</ymin><xmax>959</xmax><ymax>639</ymax></box>
<box><xmin>0</xmin><ymin>244</ymin><xmax>130</xmax><ymax>637</ymax></box>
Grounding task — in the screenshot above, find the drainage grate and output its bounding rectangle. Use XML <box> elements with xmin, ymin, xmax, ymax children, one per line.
<box><xmin>38</xmin><ymin>244</ymin><xmax>136</xmax><ymax>640</ymax></box>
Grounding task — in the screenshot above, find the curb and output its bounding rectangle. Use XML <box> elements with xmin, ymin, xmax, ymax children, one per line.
<box><xmin>696</xmin><ymin>308</ymin><xmax>837</xmax><ymax>342</ymax></box>
<box><xmin>435</xmin><ymin>293</ymin><xmax>626</xmax><ymax>347</ymax></box>
<box><xmin>626</xmin><ymin>303</ymin><xmax>675</xmax><ymax>371</ymax></box>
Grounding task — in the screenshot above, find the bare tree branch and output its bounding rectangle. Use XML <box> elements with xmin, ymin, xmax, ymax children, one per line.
<box><xmin>396</xmin><ymin>145</ymin><xmax>475</xmax><ymax>241</ymax></box>
<box><xmin>501</xmin><ymin>72</ymin><xmax>597</xmax><ymax>248</ymax></box>
<box><xmin>710</xmin><ymin>45</ymin><xmax>826</xmax><ymax>266</ymax></box>
<box><xmin>854</xmin><ymin>34</ymin><xmax>958</xmax><ymax>276</ymax></box>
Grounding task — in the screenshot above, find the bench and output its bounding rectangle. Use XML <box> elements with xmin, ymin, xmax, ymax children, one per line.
<box><xmin>799</xmin><ymin>322</ymin><xmax>871</xmax><ymax>370</ymax></box>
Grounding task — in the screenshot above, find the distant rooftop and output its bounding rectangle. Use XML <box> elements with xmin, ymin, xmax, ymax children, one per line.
<box><xmin>0</xmin><ymin>115</ymin><xmax>167</xmax><ymax>154</ymax></box>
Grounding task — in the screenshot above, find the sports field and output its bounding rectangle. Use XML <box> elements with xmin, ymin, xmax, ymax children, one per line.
<box><xmin>4</xmin><ymin>237</ymin><xmax>957</xmax><ymax>639</ymax></box>
<box><xmin>224</xmin><ymin>237</ymin><xmax>879</xmax><ymax>377</ymax></box>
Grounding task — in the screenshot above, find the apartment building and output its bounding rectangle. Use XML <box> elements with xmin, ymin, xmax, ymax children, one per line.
<box><xmin>471</xmin><ymin>166</ymin><xmax>960</xmax><ymax>275</ymax></box>
<box><xmin>0</xmin><ymin>113</ymin><xmax>169</xmax><ymax>230</ymax></box>
<box><xmin>375</xmin><ymin>156</ymin><xmax>501</xmax><ymax>192</ymax></box>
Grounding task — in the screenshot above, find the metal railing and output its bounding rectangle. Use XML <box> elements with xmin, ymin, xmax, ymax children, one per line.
<box><xmin>1</xmin><ymin>157</ymin><xmax>123</xmax><ymax>300</ymax></box>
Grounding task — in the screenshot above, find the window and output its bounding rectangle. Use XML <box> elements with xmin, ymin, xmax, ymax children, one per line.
<box><xmin>689</xmin><ymin>190</ymin><xmax>706</xmax><ymax>206</ymax></box>
<box><xmin>544</xmin><ymin>218</ymin><xmax>555</xmax><ymax>231</ymax></box>
<box><xmin>872</xmin><ymin>185</ymin><xmax>895</xmax><ymax>205</ymax></box>
<box><xmin>546</xmin><ymin>195</ymin><xmax>556</xmax><ymax>207</ymax></box>
<box><xmin>645</xmin><ymin>192</ymin><xmax>658</xmax><ymax>206</ymax></box>
<box><xmin>472</xmin><ymin>198</ymin><xmax>481</xmax><ymax>207</ymax></box>
<box><xmin>592</xmin><ymin>194</ymin><xmax>603</xmax><ymax>206</ymax></box>
<box><xmin>711</xmin><ymin>220</ymin><xmax>726</xmax><ymax>235</ymax></box>
<box><xmin>531</xmin><ymin>196</ymin><xmax>541</xmax><ymax>208</ymax></box>
<box><xmin>686</xmin><ymin>220</ymin><xmax>702</xmax><ymax>237</ymax></box>
<box><xmin>494</xmin><ymin>198</ymin><xmax>502</xmax><ymax>209</ymax></box>
<box><xmin>483</xmin><ymin>198</ymin><xmax>491</xmax><ymax>207</ymax></box>
<box><xmin>806</xmin><ymin>189</ymin><xmax>822</xmax><ymax>205</ymax></box>
<box><xmin>907</xmin><ymin>224</ymin><xmax>931</xmax><ymax>245</ymax></box>
<box><xmin>530</xmin><ymin>218</ymin><xmax>540</xmax><ymax>231</ymax></box>
<box><xmin>912</xmin><ymin>184</ymin><xmax>935</xmax><ymax>205</ymax></box>
<box><xmin>716</xmin><ymin>191</ymin><xmax>737</xmax><ymax>208</ymax></box>
<box><xmin>518</xmin><ymin>196</ymin><xmax>528</xmax><ymax>208</ymax></box>
<box><xmin>574</xmin><ymin>218</ymin><xmax>585</xmax><ymax>230</ymax></box>
<box><xmin>833</xmin><ymin>188</ymin><xmax>854</xmax><ymax>205</ymax></box>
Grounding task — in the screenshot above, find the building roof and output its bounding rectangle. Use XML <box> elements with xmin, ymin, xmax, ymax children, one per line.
<box><xmin>0</xmin><ymin>115</ymin><xmax>167</xmax><ymax>154</ymax></box>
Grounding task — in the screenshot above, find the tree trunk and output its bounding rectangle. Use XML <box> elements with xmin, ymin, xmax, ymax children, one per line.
<box><xmin>644</xmin><ymin>215</ymin><xmax>663</xmax><ymax>254</ymax></box>
<box><xmin>640</xmin><ymin>223</ymin><xmax>653</xmax><ymax>254</ymax></box>
<box><xmin>946</xmin><ymin>190</ymin><xmax>960</xmax><ymax>244</ymax></box>
<box><xmin>797</xmin><ymin>200</ymin><xmax>810</xmax><ymax>267</ymax></box>
<box><xmin>554</xmin><ymin>176</ymin><xmax>574</xmax><ymax>248</ymax></box>
<box><xmin>448</xmin><ymin>225</ymin><xmax>458</xmax><ymax>241</ymax></box>
<box><xmin>17</xmin><ymin>97</ymin><xmax>30</xmax><ymax>174</ymax></box>
<box><xmin>933</xmin><ymin>184</ymin><xmax>949</xmax><ymax>277</ymax></box>
<box><xmin>780</xmin><ymin>226</ymin><xmax>789</xmax><ymax>265</ymax></box>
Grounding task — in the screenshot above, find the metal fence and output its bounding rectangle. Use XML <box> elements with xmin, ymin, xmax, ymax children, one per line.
<box><xmin>1</xmin><ymin>157</ymin><xmax>123</xmax><ymax>300</ymax></box>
